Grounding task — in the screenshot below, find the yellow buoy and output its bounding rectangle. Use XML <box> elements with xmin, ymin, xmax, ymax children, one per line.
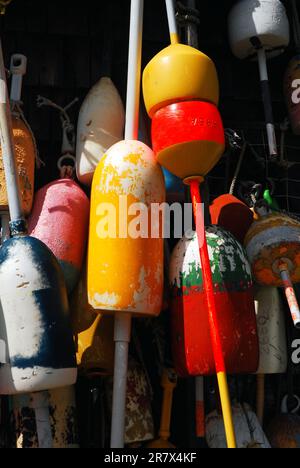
<box><xmin>88</xmin><ymin>140</ymin><xmax>165</xmax><ymax>317</ymax></box>
<box><xmin>71</xmin><ymin>264</ymin><xmax>114</xmax><ymax>375</ymax></box>
<box><xmin>143</xmin><ymin>44</ymin><xmax>219</xmax><ymax>118</ymax></box>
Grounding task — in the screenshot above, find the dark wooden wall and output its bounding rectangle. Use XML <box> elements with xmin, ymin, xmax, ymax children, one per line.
<box><xmin>2</xmin><ymin>0</ymin><xmax>300</xmax><ymax>215</ymax></box>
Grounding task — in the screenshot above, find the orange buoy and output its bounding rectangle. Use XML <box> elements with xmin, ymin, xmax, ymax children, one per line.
<box><xmin>245</xmin><ymin>210</ymin><xmax>300</xmax><ymax>326</ymax></box>
<box><xmin>210</xmin><ymin>194</ymin><xmax>254</xmax><ymax>244</ymax></box>
<box><xmin>0</xmin><ymin>54</ymin><xmax>36</xmax><ymax>216</ymax></box>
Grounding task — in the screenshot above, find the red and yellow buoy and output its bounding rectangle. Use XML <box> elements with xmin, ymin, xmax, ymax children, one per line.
<box><xmin>170</xmin><ymin>227</ymin><xmax>259</xmax><ymax>377</ymax></box>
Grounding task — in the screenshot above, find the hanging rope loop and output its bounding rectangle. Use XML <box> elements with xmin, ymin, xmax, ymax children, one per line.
<box><xmin>36</xmin><ymin>95</ymin><xmax>78</xmax><ymax>179</ymax></box>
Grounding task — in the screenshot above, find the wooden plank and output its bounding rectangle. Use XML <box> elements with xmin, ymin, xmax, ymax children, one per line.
<box><xmin>63</xmin><ymin>2</ymin><xmax>89</xmax><ymax>36</ymax></box>
<box><xmin>12</xmin><ymin>34</ymin><xmax>41</xmax><ymax>87</ymax></box>
<box><xmin>46</xmin><ymin>0</ymin><xmax>66</xmax><ymax>35</ymax></box>
<box><xmin>64</xmin><ymin>37</ymin><xmax>91</xmax><ymax>90</ymax></box>
<box><xmin>25</xmin><ymin>0</ymin><xmax>47</xmax><ymax>34</ymax></box>
<box><xmin>3</xmin><ymin>0</ymin><xmax>26</xmax><ymax>32</ymax></box>
<box><xmin>39</xmin><ymin>37</ymin><xmax>64</xmax><ymax>88</ymax></box>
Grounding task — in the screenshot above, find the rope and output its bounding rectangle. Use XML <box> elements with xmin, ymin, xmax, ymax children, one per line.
<box><xmin>11</xmin><ymin>100</ymin><xmax>44</xmax><ymax>168</ymax></box>
<box><xmin>36</xmin><ymin>95</ymin><xmax>78</xmax><ymax>179</ymax></box>
<box><xmin>229</xmin><ymin>142</ymin><xmax>247</xmax><ymax>196</ymax></box>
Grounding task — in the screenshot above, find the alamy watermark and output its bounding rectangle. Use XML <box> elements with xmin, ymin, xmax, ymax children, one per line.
<box><xmin>95</xmin><ymin>196</ymin><xmax>204</xmax><ymax>243</ymax></box>
<box><xmin>292</xmin><ymin>79</ymin><xmax>300</xmax><ymax>104</ymax></box>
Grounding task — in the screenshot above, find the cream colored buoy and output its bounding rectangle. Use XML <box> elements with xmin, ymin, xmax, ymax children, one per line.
<box><xmin>228</xmin><ymin>0</ymin><xmax>290</xmax><ymax>159</ymax></box>
<box><xmin>76</xmin><ymin>77</ymin><xmax>125</xmax><ymax>186</ymax></box>
<box><xmin>228</xmin><ymin>0</ymin><xmax>290</xmax><ymax>60</ymax></box>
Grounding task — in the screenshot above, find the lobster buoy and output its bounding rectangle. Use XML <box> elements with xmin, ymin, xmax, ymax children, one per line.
<box><xmin>255</xmin><ymin>286</ymin><xmax>287</xmax><ymax>375</ymax></box>
<box><xmin>142</xmin><ymin>43</ymin><xmax>219</xmax><ymax>118</ymax></box>
<box><xmin>255</xmin><ymin>286</ymin><xmax>287</xmax><ymax>425</ymax></box>
<box><xmin>146</xmin><ymin>369</ymin><xmax>177</xmax><ymax>448</ymax></box>
<box><xmin>88</xmin><ymin>140</ymin><xmax>165</xmax><ymax>316</ymax></box>
<box><xmin>0</xmin><ymin>236</ymin><xmax>77</xmax><ymax>394</ymax></box>
<box><xmin>28</xmin><ymin>98</ymin><xmax>90</xmax><ymax>294</ymax></box>
<box><xmin>206</xmin><ymin>403</ymin><xmax>271</xmax><ymax>448</ymax></box>
<box><xmin>284</xmin><ymin>54</ymin><xmax>300</xmax><ymax>135</ymax></box>
<box><xmin>106</xmin><ymin>356</ymin><xmax>155</xmax><ymax>446</ymax></box>
<box><xmin>28</xmin><ymin>179</ymin><xmax>89</xmax><ymax>294</ymax></box>
<box><xmin>71</xmin><ymin>264</ymin><xmax>114</xmax><ymax>376</ymax></box>
<box><xmin>0</xmin><ymin>54</ymin><xmax>36</xmax><ymax>216</ymax></box>
<box><xmin>244</xmin><ymin>210</ymin><xmax>300</xmax><ymax>328</ymax></box>
<box><xmin>151</xmin><ymin>101</ymin><xmax>225</xmax><ymax>180</ymax></box>
<box><xmin>244</xmin><ymin>211</ymin><xmax>300</xmax><ymax>287</ymax></box>
<box><xmin>76</xmin><ymin>77</ymin><xmax>125</xmax><ymax>186</ymax></box>
<box><xmin>170</xmin><ymin>227</ymin><xmax>259</xmax><ymax>377</ymax></box>
<box><xmin>10</xmin><ymin>386</ymin><xmax>79</xmax><ymax>448</ymax></box>
<box><xmin>228</xmin><ymin>0</ymin><xmax>290</xmax><ymax>159</ymax></box>
<box><xmin>228</xmin><ymin>0</ymin><xmax>290</xmax><ymax>60</ymax></box>
<box><xmin>210</xmin><ymin>194</ymin><xmax>254</xmax><ymax>244</ymax></box>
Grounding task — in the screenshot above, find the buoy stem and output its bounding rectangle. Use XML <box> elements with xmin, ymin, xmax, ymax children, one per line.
<box><xmin>165</xmin><ymin>0</ymin><xmax>180</xmax><ymax>45</ymax></box>
<box><xmin>256</xmin><ymin>374</ymin><xmax>265</xmax><ymax>426</ymax></box>
<box><xmin>110</xmin><ymin>313</ymin><xmax>132</xmax><ymax>448</ymax></box>
<box><xmin>279</xmin><ymin>263</ymin><xmax>300</xmax><ymax>329</ymax></box>
<box><xmin>0</xmin><ymin>212</ymin><xmax>10</xmax><ymax>243</ymax></box>
<box><xmin>158</xmin><ymin>369</ymin><xmax>177</xmax><ymax>441</ymax></box>
<box><xmin>195</xmin><ymin>376</ymin><xmax>205</xmax><ymax>438</ymax></box>
<box><xmin>124</xmin><ymin>0</ymin><xmax>144</xmax><ymax>141</ymax></box>
<box><xmin>188</xmin><ymin>178</ymin><xmax>236</xmax><ymax>449</ymax></box>
<box><xmin>256</xmin><ymin>47</ymin><xmax>278</xmax><ymax>159</ymax></box>
<box><xmin>186</xmin><ymin>0</ymin><xmax>199</xmax><ymax>49</ymax></box>
<box><xmin>0</xmin><ymin>40</ymin><xmax>26</xmax><ymax>227</ymax></box>
<box><xmin>10</xmin><ymin>54</ymin><xmax>27</xmax><ymax>103</ymax></box>
<box><xmin>110</xmin><ymin>0</ymin><xmax>144</xmax><ymax>449</ymax></box>
<box><xmin>31</xmin><ymin>391</ymin><xmax>53</xmax><ymax>449</ymax></box>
